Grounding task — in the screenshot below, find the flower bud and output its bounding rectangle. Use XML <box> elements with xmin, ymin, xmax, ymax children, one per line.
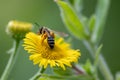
<box><xmin>6</xmin><ymin>20</ymin><xmax>33</xmax><ymax>40</ymax></box>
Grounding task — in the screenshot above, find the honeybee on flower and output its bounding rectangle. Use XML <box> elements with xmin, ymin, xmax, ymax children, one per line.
<box><xmin>23</xmin><ymin>26</ymin><xmax>81</xmax><ymax>70</ymax></box>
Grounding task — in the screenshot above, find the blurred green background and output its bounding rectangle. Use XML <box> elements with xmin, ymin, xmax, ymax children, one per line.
<box><xmin>0</xmin><ymin>0</ymin><xmax>119</xmax><ymax>79</ymax></box>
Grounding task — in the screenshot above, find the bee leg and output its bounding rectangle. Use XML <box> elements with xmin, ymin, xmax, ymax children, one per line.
<box><xmin>41</xmin><ymin>33</ymin><xmax>47</xmax><ymax>43</ymax></box>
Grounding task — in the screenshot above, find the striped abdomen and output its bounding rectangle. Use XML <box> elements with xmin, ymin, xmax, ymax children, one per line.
<box><xmin>47</xmin><ymin>37</ymin><xmax>54</xmax><ymax>49</ymax></box>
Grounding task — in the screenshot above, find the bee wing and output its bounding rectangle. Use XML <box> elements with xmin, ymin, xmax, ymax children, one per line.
<box><xmin>46</xmin><ymin>27</ymin><xmax>68</xmax><ymax>37</ymax></box>
<box><xmin>53</xmin><ymin>30</ymin><xmax>68</xmax><ymax>37</ymax></box>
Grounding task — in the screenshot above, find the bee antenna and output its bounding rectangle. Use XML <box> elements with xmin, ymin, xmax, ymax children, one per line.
<box><xmin>33</xmin><ymin>22</ymin><xmax>41</xmax><ymax>28</ymax></box>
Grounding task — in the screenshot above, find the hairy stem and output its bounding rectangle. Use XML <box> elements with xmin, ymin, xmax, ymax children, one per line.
<box><xmin>29</xmin><ymin>67</ymin><xmax>46</xmax><ymax>80</ymax></box>
<box><xmin>83</xmin><ymin>40</ymin><xmax>114</xmax><ymax>80</ymax></box>
<box><xmin>1</xmin><ymin>40</ymin><xmax>20</xmax><ymax>80</ymax></box>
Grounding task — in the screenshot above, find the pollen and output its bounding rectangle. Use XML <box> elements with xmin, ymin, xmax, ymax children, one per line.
<box><xmin>23</xmin><ymin>32</ymin><xmax>81</xmax><ymax>70</ymax></box>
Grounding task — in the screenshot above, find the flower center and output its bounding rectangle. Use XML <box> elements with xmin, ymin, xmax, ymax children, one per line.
<box><xmin>41</xmin><ymin>46</ymin><xmax>65</xmax><ymax>60</ymax></box>
<box><xmin>39</xmin><ymin>35</ymin><xmax>66</xmax><ymax>60</ymax></box>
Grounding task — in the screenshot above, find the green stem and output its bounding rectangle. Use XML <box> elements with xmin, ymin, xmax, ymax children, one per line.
<box><xmin>29</xmin><ymin>67</ymin><xmax>46</xmax><ymax>80</ymax></box>
<box><xmin>83</xmin><ymin>40</ymin><xmax>114</xmax><ymax>80</ymax></box>
<box><xmin>1</xmin><ymin>40</ymin><xmax>20</xmax><ymax>80</ymax></box>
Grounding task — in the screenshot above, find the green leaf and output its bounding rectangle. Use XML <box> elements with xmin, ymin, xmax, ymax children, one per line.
<box><xmin>53</xmin><ymin>66</ymin><xmax>94</xmax><ymax>80</ymax></box>
<box><xmin>66</xmin><ymin>75</ymin><xmax>94</xmax><ymax>80</ymax></box>
<box><xmin>93</xmin><ymin>44</ymin><xmax>103</xmax><ymax>80</ymax></box>
<box><xmin>53</xmin><ymin>67</ymin><xmax>73</xmax><ymax>76</ymax></box>
<box><xmin>82</xmin><ymin>59</ymin><xmax>100</xmax><ymax>80</ymax></box>
<box><xmin>42</xmin><ymin>75</ymin><xmax>94</xmax><ymax>80</ymax></box>
<box><xmin>82</xmin><ymin>59</ymin><xmax>94</xmax><ymax>76</ymax></box>
<box><xmin>38</xmin><ymin>74</ymin><xmax>64</xmax><ymax>80</ymax></box>
<box><xmin>88</xmin><ymin>15</ymin><xmax>96</xmax><ymax>34</ymax></box>
<box><xmin>42</xmin><ymin>74</ymin><xmax>94</xmax><ymax>80</ymax></box>
<box><xmin>56</xmin><ymin>0</ymin><xmax>88</xmax><ymax>40</ymax></box>
<box><xmin>38</xmin><ymin>77</ymin><xmax>48</xmax><ymax>80</ymax></box>
<box><xmin>39</xmin><ymin>76</ymin><xmax>62</xmax><ymax>80</ymax></box>
<box><xmin>116</xmin><ymin>72</ymin><xmax>120</xmax><ymax>80</ymax></box>
<box><xmin>94</xmin><ymin>44</ymin><xmax>103</xmax><ymax>68</ymax></box>
<box><xmin>91</xmin><ymin>0</ymin><xmax>110</xmax><ymax>43</ymax></box>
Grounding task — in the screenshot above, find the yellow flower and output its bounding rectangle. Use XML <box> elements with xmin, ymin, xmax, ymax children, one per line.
<box><xmin>23</xmin><ymin>32</ymin><xmax>81</xmax><ymax>70</ymax></box>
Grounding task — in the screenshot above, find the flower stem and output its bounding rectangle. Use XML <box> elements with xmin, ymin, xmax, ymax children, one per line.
<box><xmin>72</xmin><ymin>65</ymin><xmax>85</xmax><ymax>75</ymax></box>
<box><xmin>83</xmin><ymin>40</ymin><xmax>114</xmax><ymax>80</ymax></box>
<box><xmin>29</xmin><ymin>67</ymin><xmax>46</xmax><ymax>80</ymax></box>
<box><xmin>0</xmin><ymin>40</ymin><xmax>20</xmax><ymax>80</ymax></box>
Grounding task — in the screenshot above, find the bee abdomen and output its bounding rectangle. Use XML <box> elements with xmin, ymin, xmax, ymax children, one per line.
<box><xmin>47</xmin><ymin>37</ymin><xmax>54</xmax><ymax>49</ymax></box>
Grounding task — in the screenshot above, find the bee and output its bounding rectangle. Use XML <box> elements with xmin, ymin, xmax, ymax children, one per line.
<box><xmin>38</xmin><ymin>27</ymin><xmax>55</xmax><ymax>49</ymax></box>
<box><xmin>37</xmin><ymin>26</ymin><xmax>68</xmax><ymax>49</ymax></box>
